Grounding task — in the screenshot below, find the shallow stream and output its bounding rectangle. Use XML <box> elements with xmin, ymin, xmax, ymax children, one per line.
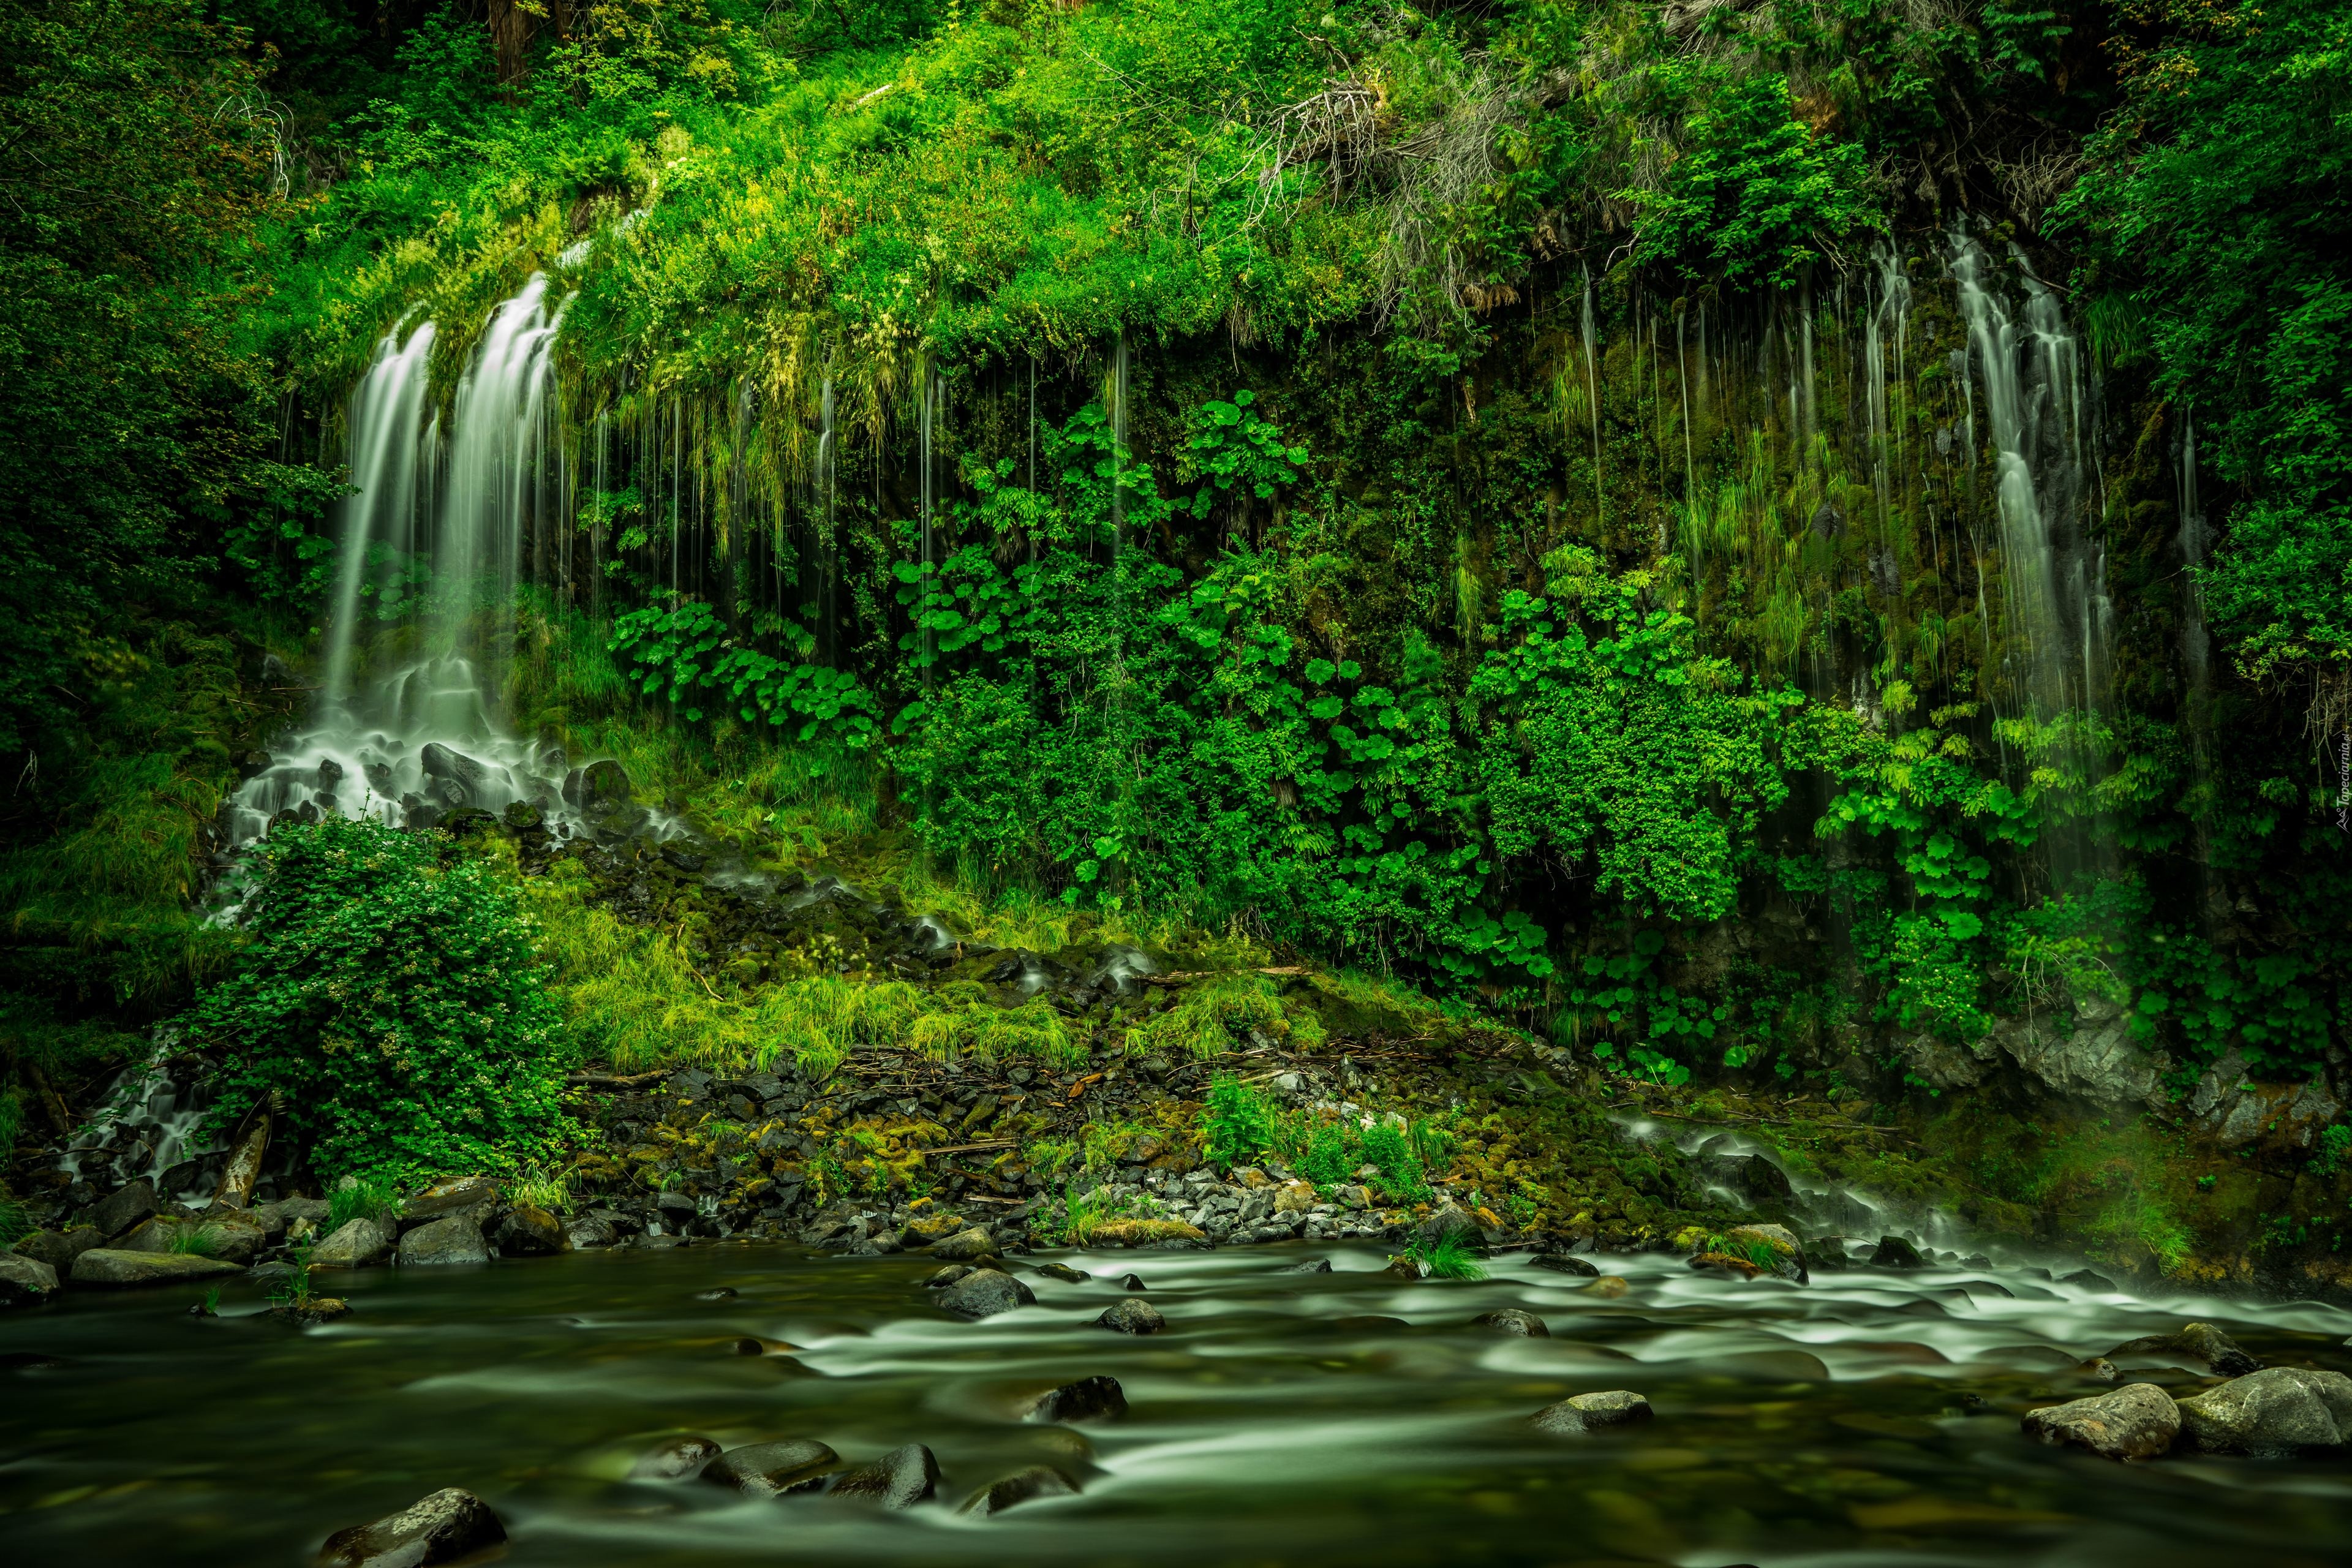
<box><xmin>4</xmin><ymin>1243</ymin><xmax>2350</xmax><ymax>1565</ymax></box>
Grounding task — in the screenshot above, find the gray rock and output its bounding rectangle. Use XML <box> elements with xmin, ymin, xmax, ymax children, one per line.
<box><xmin>1532</xmin><ymin>1251</ymin><xmax>1600</xmax><ymax>1277</ymax></box>
<box><xmin>419</xmin><ymin>743</ymin><xmax>492</xmax><ymax>810</ymax></box>
<box><xmin>703</xmin><ymin>1438</ymin><xmax>839</xmax><ymax>1495</ymax></box>
<box><xmin>827</xmin><ymin>1442</ymin><xmax>939</xmax><ymax>1508</ymax></box>
<box><xmin>2176</xmin><ymin>1368</ymin><xmax>2352</xmax><ymax>1455</ymax></box>
<box><xmin>1472</xmin><ymin>1308</ymin><xmax>1550</xmax><ymax>1336</ymax></box>
<box><xmin>1098</xmin><ymin>1297</ymin><xmax>1165</xmax><ymax>1335</ymax></box>
<box><xmin>119</xmin><ymin>1215</ymin><xmax>263</xmax><ymax>1264</ymax></box>
<box><xmin>90</xmin><ymin>1178</ymin><xmax>158</xmax><ymax>1239</ymax></box>
<box><xmin>1282</xmin><ymin>1257</ymin><xmax>1333</xmax><ymax>1274</ymax></box>
<box><xmin>939</xmin><ymin>1268</ymin><xmax>1035</xmax><ymax>1319</ymax></box>
<box><xmin>311</xmin><ymin>1215</ymin><xmax>394</xmax><ymax>1268</ymax></box>
<box><xmin>1117</xmin><ymin>1273</ymin><xmax>1147</xmax><ymax>1290</ymax></box>
<box><xmin>320</xmin><ymin>1487</ymin><xmax>505</xmax><ymax>1567</ymax></box>
<box><xmin>925</xmin><ymin>1264</ymin><xmax>974</xmax><ymax>1290</ymax></box>
<box><xmin>70</xmin><ymin>1249</ymin><xmax>241</xmax><ymax>1287</ymax></box>
<box><xmin>929</xmin><ymin>1227</ymin><xmax>996</xmax><ymax>1261</ymax></box>
<box><xmin>0</xmin><ymin>1252</ymin><xmax>59</xmax><ymax>1307</ymax></box>
<box><xmin>959</xmin><ymin>1465</ymin><xmax>1079</xmax><ymax>1517</ymax></box>
<box><xmin>2108</xmin><ymin>1322</ymin><xmax>2262</xmax><ymax>1377</ymax></box>
<box><xmin>2021</xmin><ymin>1382</ymin><xmax>2180</xmax><ymax>1461</ymax></box>
<box><xmin>1531</xmin><ymin>1390</ymin><xmax>1653</xmax><ymax>1434</ymax></box>
<box><xmin>398</xmin><ymin>1215</ymin><xmax>491</xmax><ymax>1267</ymax></box>
<box><xmin>1027</xmin><ymin>1374</ymin><xmax>1126</xmax><ymax>1423</ymax></box>
<box><xmin>11</xmin><ymin>1227</ymin><xmax>105</xmax><ymax>1273</ymax></box>
<box><xmin>1898</xmin><ymin>1030</ymin><xmax>2000</xmax><ymax>1093</ymax></box>
<box><xmin>631</xmin><ymin>1434</ymin><xmax>722</xmax><ymax>1479</ymax></box>
<box><xmin>252</xmin><ymin>1197</ymin><xmax>331</xmax><ymax>1237</ymax></box>
<box><xmin>1030</xmin><ymin>1261</ymin><xmax>1088</xmax><ymax>1283</ymax></box>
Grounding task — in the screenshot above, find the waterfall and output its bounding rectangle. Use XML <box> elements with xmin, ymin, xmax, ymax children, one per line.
<box><xmin>1950</xmin><ymin>225</ymin><xmax>2097</xmax><ymax>718</ymax></box>
<box><xmin>322</xmin><ymin>320</ymin><xmax>435</xmax><ymax>701</ymax></box>
<box><xmin>220</xmin><ymin>273</ymin><xmax>650</xmax><ymax>856</ymax></box>
<box><xmin>437</xmin><ymin>274</ymin><xmax>562</xmax><ymax>653</ymax></box>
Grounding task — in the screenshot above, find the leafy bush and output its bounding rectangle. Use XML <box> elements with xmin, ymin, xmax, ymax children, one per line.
<box><xmin>187</xmin><ymin>817</ymin><xmax>567</xmax><ymax>1185</ymax></box>
<box><xmin>326</xmin><ymin>1174</ymin><xmax>401</xmax><ymax>1233</ymax></box>
<box><xmin>1202</xmin><ymin>1073</ymin><xmax>1279</xmax><ymax>1169</ymax></box>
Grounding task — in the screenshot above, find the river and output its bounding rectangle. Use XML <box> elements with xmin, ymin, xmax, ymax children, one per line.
<box><xmin>4</xmin><ymin>1242</ymin><xmax>2349</xmax><ymax>1564</ymax></box>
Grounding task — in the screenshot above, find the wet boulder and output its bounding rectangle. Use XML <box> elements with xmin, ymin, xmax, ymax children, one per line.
<box><xmin>939</xmin><ymin>1268</ymin><xmax>1035</xmax><ymax>1319</ymax></box>
<box><xmin>704</xmin><ymin>1438</ymin><xmax>839</xmax><ymax>1496</ymax></box>
<box><xmin>397</xmin><ymin>1215</ymin><xmax>491</xmax><ymax>1267</ymax></box>
<box><xmin>1531</xmin><ymin>1390</ymin><xmax>1653</xmax><ymax>1434</ymax></box>
<box><xmin>900</xmin><ymin>1212</ymin><xmax>968</xmax><ymax>1248</ymax></box>
<box><xmin>0</xmin><ymin>1252</ymin><xmax>59</xmax><ymax>1308</ymax></box>
<box><xmin>121</xmin><ymin>1216</ymin><xmax>264</xmax><ymax>1264</ymax></box>
<box><xmin>1725</xmin><ymin>1224</ymin><xmax>1809</xmax><ymax>1283</ymax></box>
<box><xmin>12</xmin><ymin>1227</ymin><xmax>106</xmax><ymax>1274</ymax></box>
<box><xmin>631</xmin><ymin>1434</ymin><xmax>722</xmax><ymax>1480</ymax></box>
<box><xmin>929</xmin><ymin>1227</ymin><xmax>997</xmax><ymax>1261</ymax></box>
<box><xmin>2176</xmin><ymin>1368</ymin><xmax>2352</xmax><ymax>1455</ymax></box>
<box><xmin>1531</xmin><ymin>1251</ymin><xmax>1599</xmax><ymax>1277</ymax></box>
<box><xmin>1097</xmin><ymin>1297</ymin><xmax>1165</xmax><ymax>1335</ymax></box>
<box><xmin>565</xmin><ymin>1213</ymin><xmax>619</xmax><ymax>1250</ymax></box>
<box><xmin>401</xmin><ymin>1175</ymin><xmax>497</xmax><ymax>1227</ymax></box>
<box><xmin>419</xmin><ymin>743</ymin><xmax>491</xmax><ymax>809</ymax></box>
<box><xmin>493</xmin><ymin>1204</ymin><xmax>569</xmax><ymax>1257</ymax></box>
<box><xmin>567</xmin><ymin>758</ymin><xmax>634</xmax><ymax>813</ymax></box>
<box><xmin>320</xmin><ymin>1487</ymin><xmax>505</xmax><ymax>1567</ymax></box>
<box><xmin>2021</xmin><ymin>1382</ymin><xmax>2181</xmax><ymax>1462</ymax></box>
<box><xmin>90</xmin><ymin>1178</ymin><xmax>158</xmax><ymax>1239</ymax></box>
<box><xmin>2108</xmin><ymin>1322</ymin><xmax>2262</xmax><ymax>1378</ymax></box>
<box><xmin>1472</xmin><ymin>1309</ymin><xmax>1550</xmax><ymax>1337</ymax></box>
<box><xmin>827</xmin><ymin>1442</ymin><xmax>939</xmax><ymax>1509</ymax></box>
<box><xmin>1027</xmin><ymin>1374</ymin><xmax>1127</xmax><ymax>1424</ymax></box>
<box><xmin>70</xmin><ymin>1249</ymin><xmax>241</xmax><ymax>1287</ymax></box>
<box><xmin>1868</xmin><ymin>1234</ymin><xmax>1925</xmax><ymax>1269</ymax></box>
<box><xmin>311</xmin><ymin>1216</ymin><xmax>394</xmax><ymax>1269</ymax></box>
<box><xmin>1029</xmin><ymin>1261</ymin><xmax>1089</xmax><ymax>1284</ymax></box>
<box><xmin>959</xmin><ymin>1466</ymin><xmax>1079</xmax><ymax>1517</ymax></box>
<box><xmin>1281</xmin><ymin>1257</ymin><xmax>1333</xmax><ymax>1275</ymax></box>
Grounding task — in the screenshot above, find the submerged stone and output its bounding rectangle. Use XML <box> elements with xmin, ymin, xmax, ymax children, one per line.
<box><xmin>2021</xmin><ymin>1382</ymin><xmax>2180</xmax><ymax>1461</ymax></box>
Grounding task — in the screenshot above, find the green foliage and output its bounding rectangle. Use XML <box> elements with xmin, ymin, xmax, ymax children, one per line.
<box><xmin>2313</xmin><ymin>1124</ymin><xmax>2352</xmax><ymax>1178</ymax></box>
<box><xmin>167</xmin><ymin>1222</ymin><xmax>225</xmax><ymax>1257</ymax></box>
<box><xmin>0</xmin><ymin>1196</ymin><xmax>28</xmax><ymax>1249</ymax></box>
<box><xmin>1202</xmin><ymin>1072</ymin><xmax>1278</xmax><ymax>1169</ymax></box>
<box><xmin>1401</xmin><ymin>1231</ymin><xmax>1486</xmax><ymax>1281</ymax></box>
<box><xmin>187</xmin><ymin>816</ymin><xmax>567</xmax><ymax>1185</ymax></box>
<box><xmin>1626</xmin><ymin>73</ymin><xmax>1880</xmax><ymax>288</ymax></box>
<box><xmin>609</xmin><ymin>601</ymin><xmax>879</xmax><ymax>746</ymax></box>
<box><xmin>325</xmin><ymin>1174</ymin><xmax>401</xmax><ymax>1233</ymax></box>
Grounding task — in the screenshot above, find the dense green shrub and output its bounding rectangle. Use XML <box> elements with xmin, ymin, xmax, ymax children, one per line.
<box><xmin>188</xmin><ymin>817</ymin><xmax>567</xmax><ymax>1185</ymax></box>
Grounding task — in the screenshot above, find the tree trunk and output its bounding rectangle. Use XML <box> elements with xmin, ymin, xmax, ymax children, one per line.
<box><xmin>488</xmin><ymin>0</ymin><xmax>533</xmax><ymax>92</ymax></box>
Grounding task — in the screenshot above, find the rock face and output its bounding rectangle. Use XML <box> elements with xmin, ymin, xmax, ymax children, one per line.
<box><xmin>2108</xmin><ymin>1322</ymin><xmax>2262</xmax><ymax>1378</ymax></box>
<box><xmin>2021</xmin><ymin>1382</ymin><xmax>2182</xmax><ymax>1462</ymax></box>
<box><xmin>959</xmin><ymin>1466</ymin><xmax>1079</xmax><ymax>1517</ymax></box>
<box><xmin>398</xmin><ymin>1215</ymin><xmax>491</xmax><ymax>1267</ymax></box>
<box><xmin>1027</xmin><ymin>1374</ymin><xmax>1127</xmax><ymax>1424</ymax></box>
<box><xmin>1472</xmin><ymin>1309</ymin><xmax>1549</xmax><ymax>1336</ymax></box>
<box><xmin>632</xmin><ymin>1435</ymin><xmax>723</xmax><ymax>1480</ymax></box>
<box><xmin>704</xmin><ymin>1438</ymin><xmax>840</xmax><ymax>1495</ymax></box>
<box><xmin>2176</xmin><ymin>1368</ymin><xmax>2352</xmax><ymax>1455</ymax></box>
<box><xmin>492</xmin><ymin>1205</ymin><xmax>569</xmax><ymax>1257</ymax></box>
<box><xmin>827</xmin><ymin>1442</ymin><xmax>938</xmax><ymax>1509</ymax></box>
<box><xmin>1098</xmin><ymin>1297</ymin><xmax>1165</xmax><ymax>1335</ymax></box>
<box><xmin>938</xmin><ymin>1268</ymin><xmax>1035</xmax><ymax>1319</ymax></box>
<box><xmin>1991</xmin><ymin>997</ymin><xmax>2171</xmax><ymax>1112</ymax></box>
<box><xmin>70</xmin><ymin>1249</ymin><xmax>241</xmax><ymax>1287</ymax></box>
<box><xmin>311</xmin><ymin>1216</ymin><xmax>395</xmax><ymax>1269</ymax></box>
<box><xmin>319</xmin><ymin>1487</ymin><xmax>505</xmax><ymax>1568</ymax></box>
<box><xmin>1531</xmin><ymin>1390</ymin><xmax>1653</xmax><ymax>1433</ymax></box>
<box><xmin>0</xmin><ymin>1252</ymin><xmax>59</xmax><ymax>1307</ymax></box>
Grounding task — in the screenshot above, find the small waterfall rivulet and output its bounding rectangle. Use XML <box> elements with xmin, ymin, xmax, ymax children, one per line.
<box><xmin>225</xmin><ymin>274</ymin><xmax>630</xmax><ymax>853</ymax></box>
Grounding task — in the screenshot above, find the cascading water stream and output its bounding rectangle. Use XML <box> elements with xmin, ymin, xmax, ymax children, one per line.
<box><xmin>439</xmin><ymin>273</ymin><xmax>565</xmax><ymax>655</ymax></box>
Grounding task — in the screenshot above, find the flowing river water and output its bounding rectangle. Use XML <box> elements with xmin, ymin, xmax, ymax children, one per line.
<box><xmin>4</xmin><ymin>1242</ymin><xmax>2350</xmax><ymax>1565</ymax></box>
